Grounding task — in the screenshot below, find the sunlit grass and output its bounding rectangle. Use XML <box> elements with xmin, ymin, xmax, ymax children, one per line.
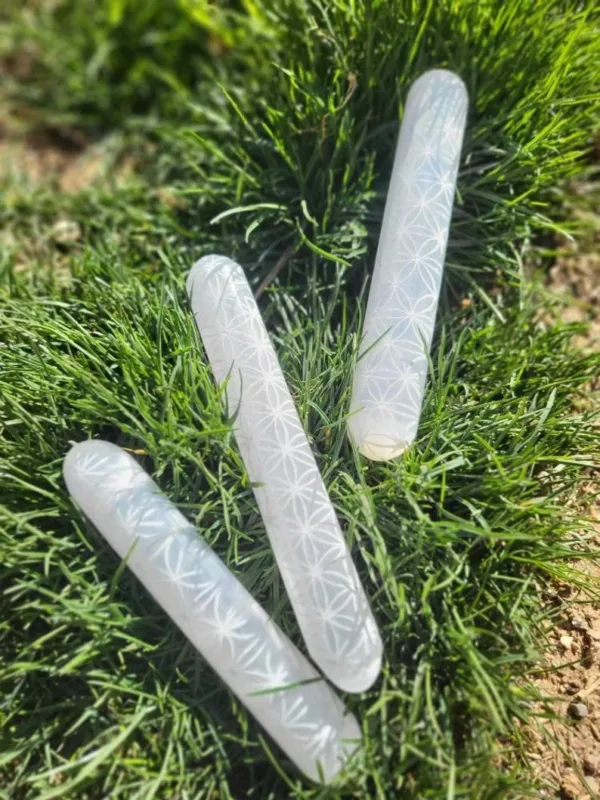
<box><xmin>1</xmin><ymin>1</ymin><xmax>599</xmax><ymax>797</ymax></box>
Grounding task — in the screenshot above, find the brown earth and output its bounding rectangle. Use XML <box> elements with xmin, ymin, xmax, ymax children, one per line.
<box><xmin>0</xmin><ymin>119</ymin><xmax>130</xmax><ymax>193</ymax></box>
<box><xmin>523</xmin><ymin>171</ymin><xmax>600</xmax><ymax>800</ymax></box>
<box><xmin>525</xmin><ymin>542</ymin><xmax>600</xmax><ymax>800</ymax></box>
<box><xmin>0</xmin><ymin>106</ymin><xmax>138</xmax><ymax>283</ymax></box>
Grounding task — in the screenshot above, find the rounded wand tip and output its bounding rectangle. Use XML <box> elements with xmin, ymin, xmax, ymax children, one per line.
<box><xmin>359</xmin><ymin>434</ymin><xmax>409</xmax><ymax>462</ymax></box>
<box><xmin>330</xmin><ymin>648</ymin><xmax>383</xmax><ymax>694</ymax></box>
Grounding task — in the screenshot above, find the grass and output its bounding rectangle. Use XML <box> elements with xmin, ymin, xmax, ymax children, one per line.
<box><xmin>1</xmin><ymin>0</ymin><xmax>600</xmax><ymax>797</ymax></box>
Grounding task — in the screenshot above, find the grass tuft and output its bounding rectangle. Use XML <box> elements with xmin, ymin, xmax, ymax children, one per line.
<box><xmin>1</xmin><ymin>0</ymin><xmax>599</xmax><ymax>796</ymax></box>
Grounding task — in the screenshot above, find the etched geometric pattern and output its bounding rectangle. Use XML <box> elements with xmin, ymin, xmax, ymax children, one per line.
<box><xmin>187</xmin><ymin>256</ymin><xmax>382</xmax><ymax>694</ymax></box>
<box><xmin>63</xmin><ymin>440</ymin><xmax>361</xmax><ymax>784</ymax></box>
<box><xmin>348</xmin><ymin>69</ymin><xmax>468</xmax><ymax>461</ymax></box>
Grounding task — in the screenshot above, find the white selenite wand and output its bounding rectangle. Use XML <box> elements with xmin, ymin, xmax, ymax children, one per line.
<box><xmin>348</xmin><ymin>69</ymin><xmax>468</xmax><ymax>461</ymax></box>
<box><xmin>63</xmin><ymin>440</ymin><xmax>361</xmax><ymax>784</ymax></box>
<box><xmin>187</xmin><ymin>256</ymin><xmax>382</xmax><ymax>694</ymax></box>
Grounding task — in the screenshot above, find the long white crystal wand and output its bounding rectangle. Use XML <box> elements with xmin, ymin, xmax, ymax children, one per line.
<box><xmin>348</xmin><ymin>69</ymin><xmax>468</xmax><ymax>461</ymax></box>
<box><xmin>187</xmin><ymin>256</ymin><xmax>382</xmax><ymax>693</ymax></box>
<box><xmin>63</xmin><ymin>440</ymin><xmax>361</xmax><ymax>783</ymax></box>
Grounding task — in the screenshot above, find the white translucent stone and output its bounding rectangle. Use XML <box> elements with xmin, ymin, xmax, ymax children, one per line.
<box><xmin>63</xmin><ymin>440</ymin><xmax>361</xmax><ymax>783</ymax></box>
<box><xmin>348</xmin><ymin>69</ymin><xmax>468</xmax><ymax>461</ymax></box>
<box><xmin>187</xmin><ymin>256</ymin><xmax>382</xmax><ymax>693</ymax></box>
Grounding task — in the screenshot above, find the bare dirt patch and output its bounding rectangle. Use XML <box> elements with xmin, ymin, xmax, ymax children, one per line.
<box><xmin>547</xmin><ymin>169</ymin><xmax>600</xmax><ymax>354</ymax></box>
<box><xmin>0</xmin><ymin>122</ymin><xmax>110</xmax><ymax>193</ymax></box>
<box><xmin>526</xmin><ymin>536</ymin><xmax>600</xmax><ymax>799</ymax></box>
<box><xmin>524</xmin><ymin>170</ymin><xmax>600</xmax><ymax>799</ymax></box>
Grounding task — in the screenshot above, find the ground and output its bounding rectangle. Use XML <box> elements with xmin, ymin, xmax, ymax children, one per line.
<box><xmin>4</xmin><ymin>118</ymin><xmax>595</xmax><ymax>799</ymax></box>
<box><xmin>522</xmin><ymin>172</ymin><xmax>600</xmax><ymax>800</ymax></box>
<box><xmin>1</xmin><ymin>3</ymin><xmax>599</xmax><ymax>798</ymax></box>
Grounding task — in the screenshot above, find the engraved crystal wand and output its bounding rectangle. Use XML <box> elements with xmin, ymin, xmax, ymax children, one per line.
<box><xmin>348</xmin><ymin>70</ymin><xmax>468</xmax><ymax>461</ymax></box>
<box><xmin>63</xmin><ymin>440</ymin><xmax>361</xmax><ymax>783</ymax></box>
<box><xmin>187</xmin><ymin>256</ymin><xmax>382</xmax><ymax>693</ymax></box>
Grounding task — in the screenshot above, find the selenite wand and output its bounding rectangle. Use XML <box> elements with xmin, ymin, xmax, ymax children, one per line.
<box><xmin>187</xmin><ymin>255</ymin><xmax>382</xmax><ymax>693</ymax></box>
<box><xmin>63</xmin><ymin>440</ymin><xmax>361</xmax><ymax>783</ymax></box>
<box><xmin>348</xmin><ymin>69</ymin><xmax>468</xmax><ymax>461</ymax></box>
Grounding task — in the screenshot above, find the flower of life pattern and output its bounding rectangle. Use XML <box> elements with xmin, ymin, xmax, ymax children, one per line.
<box><xmin>63</xmin><ymin>440</ymin><xmax>361</xmax><ymax>783</ymax></box>
<box><xmin>348</xmin><ymin>70</ymin><xmax>468</xmax><ymax>462</ymax></box>
<box><xmin>187</xmin><ymin>256</ymin><xmax>382</xmax><ymax>694</ymax></box>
